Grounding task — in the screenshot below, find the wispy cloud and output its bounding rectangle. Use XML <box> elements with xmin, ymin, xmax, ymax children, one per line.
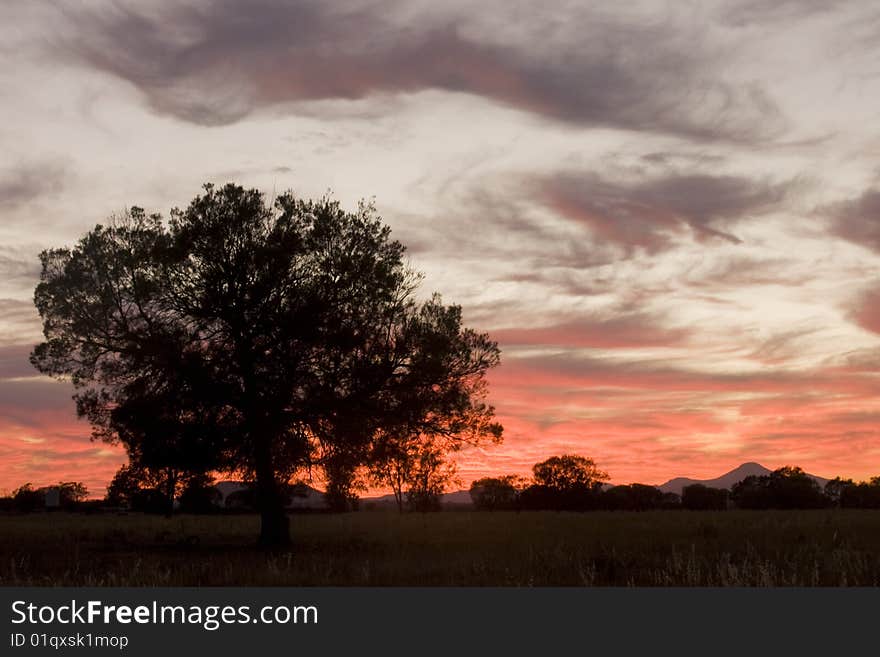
<box><xmin>826</xmin><ymin>189</ymin><xmax>880</xmax><ymax>253</ymax></box>
<box><xmin>0</xmin><ymin>161</ymin><xmax>68</xmax><ymax>209</ymax></box>
<box><xmin>539</xmin><ymin>172</ymin><xmax>792</xmax><ymax>254</ymax></box>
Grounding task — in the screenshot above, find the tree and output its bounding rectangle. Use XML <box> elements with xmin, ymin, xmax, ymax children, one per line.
<box><xmin>106</xmin><ymin>464</ymin><xmax>179</xmax><ymax>513</ymax></box>
<box><xmin>602</xmin><ymin>483</ymin><xmax>665</xmax><ymax>511</ymax></box>
<box><xmin>824</xmin><ymin>477</ymin><xmax>854</xmax><ymax>507</ymax></box>
<box><xmin>178</xmin><ymin>474</ymin><xmax>222</xmax><ymax>513</ymax></box>
<box><xmin>518</xmin><ymin>455</ymin><xmax>609</xmax><ymax>511</ymax></box>
<box><xmin>532</xmin><ymin>455</ymin><xmax>609</xmax><ymax>491</ymax></box>
<box><xmin>470</xmin><ymin>476</ymin><xmax>524</xmax><ymax>510</ymax></box>
<box><xmin>730</xmin><ymin>466</ymin><xmax>826</xmax><ymax>509</ymax></box>
<box><xmin>11</xmin><ymin>484</ymin><xmax>44</xmax><ymax>512</ymax></box>
<box><xmin>369</xmin><ymin>435</ymin><xmax>460</xmax><ymax>512</ymax></box>
<box><xmin>681</xmin><ymin>484</ymin><xmax>728</xmax><ymax>510</ymax></box>
<box><xmin>31</xmin><ymin>183</ymin><xmax>502</xmax><ymax>544</ymax></box>
<box><xmin>404</xmin><ymin>440</ymin><xmax>458</xmax><ymax>512</ymax></box>
<box><xmin>833</xmin><ymin>477</ymin><xmax>880</xmax><ymax>509</ymax></box>
<box><xmin>321</xmin><ymin>452</ymin><xmax>365</xmax><ymax>512</ymax></box>
<box><xmin>56</xmin><ymin>482</ymin><xmax>89</xmax><ymax>508</ymax></box>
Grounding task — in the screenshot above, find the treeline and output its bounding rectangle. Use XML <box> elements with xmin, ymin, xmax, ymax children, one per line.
<box><xmin>470</xmin><ymin>456</ymin><xmax>880</xmax><ymax>511</ymax></box>
<box><xmin>5</xmin><ymin>455</ymin><xmax>880</xmax><ymax>515</ymax></box>
<box><xmin>0</xmin><ymin>482</ymin><xmax>89</xmax><ymax>512</ymax></box>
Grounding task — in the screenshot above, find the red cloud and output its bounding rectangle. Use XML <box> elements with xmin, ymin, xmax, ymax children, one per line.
<box><xmin>492</xmin><ymin>313</ymin><xmax>690</xmax><ymax>350</ymax></box>
<box><xmin>850</xmin><ymin>284</ymin><xmax>880</xmax><ymax>335</ymax></box>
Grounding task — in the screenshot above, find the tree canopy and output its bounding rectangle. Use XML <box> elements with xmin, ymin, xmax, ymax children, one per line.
<box><xmin>531</xmin><ymin>455</ymin><xmax>609</xmax><ymax>491</ymax></box>
<box><xmin>730</xmin><ymin>466</ymin><xmax>826</xmax><ymax>509</ymax></box>
<box><xmin>31</xmin><ymin>183</ymin><xmax>502</xmax><ymax>544</ymax></box>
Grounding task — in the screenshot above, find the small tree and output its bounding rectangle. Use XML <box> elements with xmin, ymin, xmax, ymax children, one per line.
<box><xmin>470</xmin><ymin>476</ymin><xmax>524</xmax><ymax>510</ymax></box>
<box><xmin>11</xmin><ymin>484</ymin><xmax>44</xmax><ymax>512</ymax></box>
<box><xmin>405</xmin><ymin>442</ymin><xmax>458</xmax><ymax>512</ymax></box>
<box><xmin>824</xmin><ymin>477</ymin><xmax>854</xmax><ymax>507</ymax></box>
<box><xmin>519</xmin><ymin>455</ymin><xmax>610</xmax><ymax>511</ymax></box>
<box><xmin>56</xmin><ymin>482</ymin><xmax>89</xmax><ymax>508</ymax></box>
<box><xmin>370</xmin><ymin>435</ymin><xmax>459</xmax><ymax>512</ymax></box>
<box><xmin>532</xmin><ymin>455</ymin><xmax>609</xmax><ymax>491</ymax></box>
<box><xmin>836</xmin><ymin>477</ymin><xmax>880</xmax><ymax>508</ymax></box>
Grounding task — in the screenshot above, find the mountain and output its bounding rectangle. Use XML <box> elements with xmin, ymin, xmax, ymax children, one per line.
<box><xmin>657</xmin><ymin>462</ymin><xmax>829</xmax><ymax>495</ymax></box>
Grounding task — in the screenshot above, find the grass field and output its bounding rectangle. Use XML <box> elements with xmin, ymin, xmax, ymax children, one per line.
<box><xmin>2</xmin><ymin>510</ymin><xmax>880</xmax><ymax>586</ymax></box>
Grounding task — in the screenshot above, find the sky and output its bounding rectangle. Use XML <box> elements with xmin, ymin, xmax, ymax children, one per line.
<box><xmin>3</xmin><ymin>0</ymin><xmax>880</xmax><ymax>495</ymax></box>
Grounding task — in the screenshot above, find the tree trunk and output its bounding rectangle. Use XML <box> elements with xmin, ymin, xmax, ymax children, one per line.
<box><xmin>255</xmin><ymin>440</ymin><xmax>290</xmax><ymax>547</ymax></box>
<box><xmin>259</xmin><ymin>498</ymin><xmax>290</xmax><ymax>547</ymax></box>
<box><xmin>164</xmin><ymin>469</ymin><xmax>176</xmax><ymax>519</ymax></box>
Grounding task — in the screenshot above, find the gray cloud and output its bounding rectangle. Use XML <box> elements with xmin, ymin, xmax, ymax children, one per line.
<box><xmin>0</xmin><ymin>377</ymin><xmax>73</xmax><ymax>416</ymax></box>
<box><xmin>0</xmin><ymin>343</ymin><xmax>39</xmax><ymax>379</ymax></box>
<box><xmin>57</xmin><ymin>0</ymin><xmax>784</xmax><ymax>141</ymax></box>
<box><xmin>0</xmin><ymin>161</ymin><xmax>68</xmax><ymax>209</ymax></box>
<box><xmin>0</xmin><ymin>299</ymin><xmax>41</xmax><ymax>345</ymax></box>
<box><xmin>0</xmin><ymin>248</ymin><xmax>40</xmax><ymax>286</ymax></box>
<box><xmin>539</xmin><ymin>172</ymin><xmax>791</xmax><ymax>254</ymax></box>
<box><xmin>718</xmin><ymin>0</ymin><xmax>844</xmax><ymax>26</ymax></box>
<box><xmin>826</xmin><ymin>189</ymin><xmax>880</xmax><ymax>253</ymax></box>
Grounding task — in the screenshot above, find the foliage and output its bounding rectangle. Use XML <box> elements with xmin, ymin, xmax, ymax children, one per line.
<box><xmin>603</xmin><ymin>484</ymin><xmax>670</xmax><ymax>511</ymax></box>
<box><xmin>106</xmin><ymin>464</ymin><xmax>215</xmax><ymax>514</ymax></box>
<box><xmin>469</xmin><ymin>476</ymin><xmax>525</xmax><ymax>510</ymax></box>
<box><xmin>826</xmin><ymin>477</ymin><xmax>880</xmax><ymax>509</ymax></box>
<box><xmin>532</xmin><ymin>454</ymin><xmax>609</xmax><ymax>491</ymax></box>
<box><xmin>8</xmin><ymin>482</ymin><xmax>89</xmax><ymax>512</ymax></box>
<box><xmin>11</xmin><ymin>484</ymin><xmax>44</xmax><ymax>512</ymax></box>
<box><xmin>369</xmin><ymin>435</ymin><xmax>459</xmax><ymax>512</ymax></box>
<box><xmin>682</xmin><ymin>484</ymin><xmax>728</xmax><ymax>511</ymax></box>
<box><xmin>730</xmin><ymin>466</ymin><xmax>827</xmax><ymax>509</ymax></box>
<box><xmin>404</xmin><ymin>442</ymin><xmax>458</xmax><ymax>512</ymax></box>
<box><xmin>178</xmin><ymin>474</ymin><xmax>222</xmax><ymax>514</ymax></box>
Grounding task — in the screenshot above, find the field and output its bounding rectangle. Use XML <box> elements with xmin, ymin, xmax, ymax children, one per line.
<box><xmin>2</xmin><ymin>510</ymin><xmax>880</xmax><ymax>586</ymax></box>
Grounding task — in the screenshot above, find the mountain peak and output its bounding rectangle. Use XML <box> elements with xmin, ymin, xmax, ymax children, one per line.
<box><xmin>725</xmin><ymin>462</ymin><xmax>771</xmax><ymax>476</ymax></box>
<box><xmin>657</xmin><ymin>462</ymin><xmax>825</xmax><ymax>495</ymax></box>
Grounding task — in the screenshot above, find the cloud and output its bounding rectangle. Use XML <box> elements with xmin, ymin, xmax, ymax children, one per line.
<box><xmin>683</xmin><ymin>255</ymin><xmax>813</xmax><ymax>289</ymax></box>
<box><xmin>718</xmin><ymin>0</ymin><xmax>842</xmax><ymax>26</ymax></box>
<box><xmin>0</xmin><ymin>377</ymin><xmax>74</xmax><ymax>417</ymax></box>
<box><xmin>57</xmin><ymin>0</ymin><xmax>784</xmax><ymax>141</ymax></box>
<box><xmin>538</xmin><ymin>172</ymin><xmax>791</xmax><ymax>254</ymax></box>
<box><xmin>826</xmin><ymin>188</ymin><xmax>880</xmax><ymax>253</ymax></box>
<box><xmin>492</xmin><ymin>312</ymin><xmax>690</xmax><ymax>350</ymax></box>
<box><xmin>0</xmin><ymin>343</ymin><xmax>40</xmax><ymax>378</ymax></box>
<box><xmin>0</xmin><ymin>161</ymin><xmax>68</xmax><ymax>209</ymax></box>
<box><xmin>848</xmin><ymin>282</ymin><xmax>880</xmax><ymax>335</ymax></box>
<box><xmin>0</xmin><ymin>299</ymin><xmax>41</xmax><ymax>345</ymax></box>
<box><xmin>494</xmin><ymin>350</ymin><xmax>880</xmax><ymax>398</ymax></box>
<box><xmin>0</xmin><ymin>248</ymin><xmax>40</xmax><ymax>286</ymax></box>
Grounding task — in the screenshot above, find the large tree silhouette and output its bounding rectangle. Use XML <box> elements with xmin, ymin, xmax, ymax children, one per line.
<box><xmin>31</xmin><ymin>183</ymin><xmax>502</xmax><ymax>544</ymax></box>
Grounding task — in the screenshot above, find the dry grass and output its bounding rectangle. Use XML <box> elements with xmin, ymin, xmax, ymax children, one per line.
<box><xmin>2</xmin><ymin>510</ymin><xmax>879</xmax><ymax>586</ymax></box>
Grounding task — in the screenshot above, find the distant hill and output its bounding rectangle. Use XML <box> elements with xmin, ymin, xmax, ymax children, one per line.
<box><xmin>213</xmin><ymin>480</ymin><xmax>326</xmax><ymax>509</ymax></box>
<box><xmin>657</xmin><ymin>462</ymin><xmax>829</xmax><ymax>495</ymax></box>
<box><xmin>361</xmin><ymin>489</ymin><xmax>472</xmax><ymax>506</ymax></box>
